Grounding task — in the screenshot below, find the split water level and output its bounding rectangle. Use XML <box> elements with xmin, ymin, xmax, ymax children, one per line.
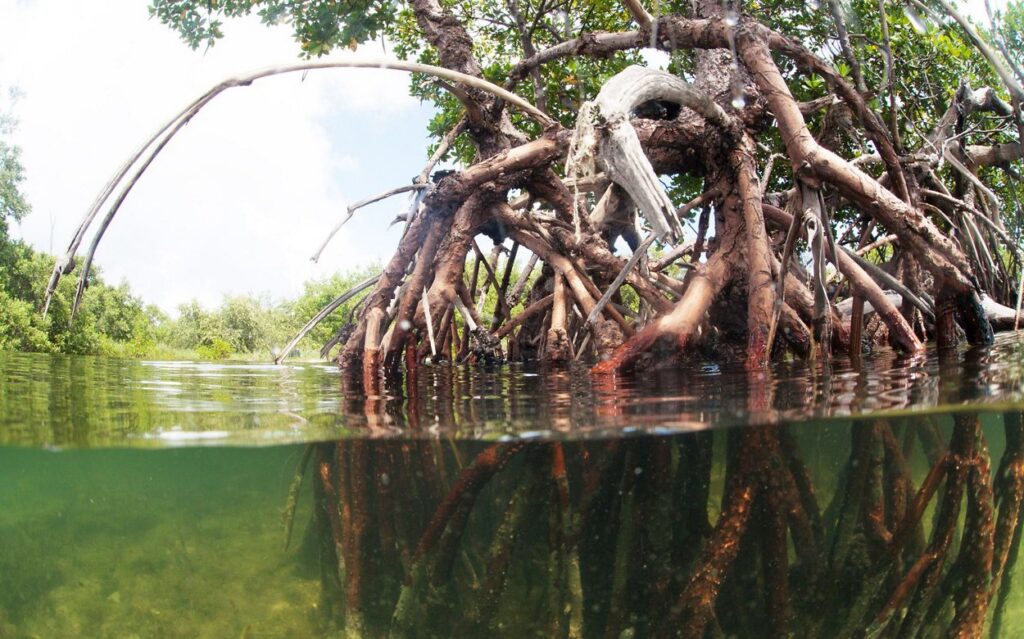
<box><xmin>4</xmin><ymin>336</ymin><xmax>1024</xmax><ymax>637</ymax></box>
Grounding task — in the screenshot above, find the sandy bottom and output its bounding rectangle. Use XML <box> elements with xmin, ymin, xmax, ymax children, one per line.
<box><xmin>0</xmin><ymin>445</ymin><xmax>322</xmax><ymax>639</ymax></box>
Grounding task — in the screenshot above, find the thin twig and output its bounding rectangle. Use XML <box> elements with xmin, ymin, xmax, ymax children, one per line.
<box><xmin>312</xmin><ymin>184</ymin><xmax>430</xmax><ymax>263</ymax></box>
<box><xmin>586</xmin><ymin>234</ymin><xmax>655</xmax><ymax>327</ymax></box>
<box><xmin>423</xmin><ymin>286</ymin><xmax>437</xmax><ymax>358</ymax></box>
<box><xmin>855</xmin><ymin>234</ymin><xmax>898</xmax><ymax>256</ymax></box>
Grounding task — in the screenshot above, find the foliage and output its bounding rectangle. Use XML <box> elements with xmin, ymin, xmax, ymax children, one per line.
<box><xmin>0</xmin><ymin>231</ymin><xmax>381</xmax><ymax>360</ymax></box>
<box><xmin>196</xmin><ymin>337</ymin><xmax>234</xmax><ymax>360</ymax></box>
<box><xmin>0</xmin><ymin>289</ymin><xmax>50</xmax><ymax>352</ymax></box>
<box><xmin>149</xmin><ymin>0</ymin><xmax>397</xmax><ymax>56</ymax></box>
<box><xmin>134</xmin><ymin>271</ymin><xmax>380</xmax><ymax>361</ymax></box>
<box><xmin>0</xmin><ymin>238</ymin><xmax>156</xmax><ymax>356</ymax></box>
<box><xmin>164</xmin><ymin>295</ymin><xmax>288</xmax><ymax>357</ymax></box>
<box><xmin>994</xmin><ymin>0</ymin><xmax>1024</xmax><ymax>71</ymax></box>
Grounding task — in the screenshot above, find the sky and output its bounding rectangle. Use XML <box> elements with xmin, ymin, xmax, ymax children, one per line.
<box><xmin>0</xmin><ymin>0</ymin><xmax>435</xmax><ymax>312</ymax></box>
<box><xmin>0</xmin><ymin>0</ymin><xmax>1007</xmax><ymax>313</ymax></box>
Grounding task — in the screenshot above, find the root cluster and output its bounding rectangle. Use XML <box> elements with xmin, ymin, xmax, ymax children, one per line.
<box><xmin>48</xmin><ymin>4</ymin><xmax>1024</xmax><ymax>377</ymax></box>
<box><xmin>299</xmin><ymin>410</ymin><xmax>1024</xmax><ymax>638</ymax></box>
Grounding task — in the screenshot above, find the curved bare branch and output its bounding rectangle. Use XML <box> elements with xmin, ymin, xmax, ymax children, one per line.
<box><xmin>51</xmin><ymin>58</ymin><xmax>555</xmax><ymax>320</ymax></box>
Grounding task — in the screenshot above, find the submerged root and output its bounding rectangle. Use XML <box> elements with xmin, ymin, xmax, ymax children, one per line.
<box><xmin>301</xmin><ymin>405</ymin><xmax>1014</xmax><ymax>638</ymax></box>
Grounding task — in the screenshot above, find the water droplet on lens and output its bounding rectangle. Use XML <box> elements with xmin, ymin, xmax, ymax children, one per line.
<box><xmin>724</xmin><ymin>11</ymin><xmax>739</xmax><ymax>26</ymax></box>
<box><xmin>731</xmin><ymin>94</ymin><xmax>747</xmax><ymax>109</ymax></box>
<box><xmin>399</xmin><ymin>320</ymin><xmax>412</xmax><ymax>330</ymax></box>
<box><xmin>903</xmin><ymin>5</ymin><xmax>930</xmax><ymax>33</ymax></box>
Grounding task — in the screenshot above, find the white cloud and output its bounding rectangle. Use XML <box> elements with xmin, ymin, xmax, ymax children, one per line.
<box><xmin>0</xmin><ymin>0</ymin><xmax>426</xmax><ymax>312</ymax></box>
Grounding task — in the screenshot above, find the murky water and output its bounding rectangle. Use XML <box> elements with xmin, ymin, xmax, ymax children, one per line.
<box><xmin>4</xmin><ymin>337</ymin><xmax>1024</xmax><ymax>637</ymax></box>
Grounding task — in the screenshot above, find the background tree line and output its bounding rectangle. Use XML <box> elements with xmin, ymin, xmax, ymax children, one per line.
<box><xmin>0</xmin><ymin>237</ymin><xmax>378</xmax><ymax>361</ymax></box>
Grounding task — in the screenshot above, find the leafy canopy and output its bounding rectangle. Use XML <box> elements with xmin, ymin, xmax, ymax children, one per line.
<box><xmin>149</xmin><ymin>0</ymin><xmax>1021</xmax><ymax>184</ymax></box>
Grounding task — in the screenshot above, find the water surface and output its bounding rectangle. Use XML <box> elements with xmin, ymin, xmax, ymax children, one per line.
<box><xmin>3</xmin><ymin>333</ymin><xmax>1024</xmax><ymax>446</ymax></box>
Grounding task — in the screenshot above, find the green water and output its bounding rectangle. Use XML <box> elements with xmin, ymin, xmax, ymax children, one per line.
<box><xmin>4</xmin><ymin>338</ymin><xmax>1024</xmax><ymax>637</ymax></box>
<box><xmin>0</xmin><ymin>446</ymin><xmax>317</xmax><ymax>638</ymax></box>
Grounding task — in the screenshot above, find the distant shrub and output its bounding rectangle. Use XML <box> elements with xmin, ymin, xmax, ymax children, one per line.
<box><xmin>196</xmin><ymin>338</ymin><xmax>233</xmax><ymax>360</ymax></box>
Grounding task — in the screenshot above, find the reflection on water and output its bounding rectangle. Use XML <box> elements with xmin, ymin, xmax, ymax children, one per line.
<box><xmin>2</xmin><ymin>333</ymin><xmax>1024</xmax><ymax>446</ymax></box>
<box><xmin>3</xmin><ymin>336</ymin><xmax>1024</xmax><ymax>636</ymax></box>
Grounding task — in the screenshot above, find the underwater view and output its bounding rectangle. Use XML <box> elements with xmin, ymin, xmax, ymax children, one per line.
<box><xmin>2</xmin><ymin>336</ymin><xmax>1024</xmax><ymax>637</ymax></box>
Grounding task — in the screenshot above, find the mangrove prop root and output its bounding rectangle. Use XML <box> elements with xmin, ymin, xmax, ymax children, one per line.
<box><xmin>778</xmin><ymin>426</ymin><xmax>824</xmax><ymax>547</ymax></box>
<box><xmin>863</xmin><ymin>421</ymin><xmax>893</xmax><ymax>548</ymax></box>
<box><xmin>299</xmin><ymin>410</ymin><xmax>1019</xmax><ymax>638</ymax></box>
<box><xmin>949</xmin><ymin>444</ymin><xmax>995</xmax><ymax>636</ymax></box>
<box><xmin>896</xmin><ymin>415</ymin><xmax>977</xmax><ymax>637</ymax></box>
<box><xmin>282</xmin><ymin>444</ymin><xmax>314</xmax><ymax>551</ymax></box>
<box><xmin>414</xmin><ymin>441</ymin><xmax>529</xmax><ymax>564</ymax></box>
<box><xmin>666</xmin><ymin>425</ymin><xmax>771</xmax><ymax>637</ymax></box>
<box><xmin>761</xmin><ymin>472</ymin><xmax>791</xmax><ymax>638</ymax></box>
<box><xmin>551</xmin><ymin>443</ymin><xmax>585</xmax><ymax>638</ymax></box>
<box><xmin>992</xmin><ymin>412</ymin><xmax>1024</xmax><ymax>637</ymax></box>
<box><xmin>340</xmin><ymin>441</ymin><xmax>371</xmax><ymax>638</ymax></box>
<box><xmin>880</xmin><ymin>423</ymin><xmax>915</xmax><ymax>546</ymax></box>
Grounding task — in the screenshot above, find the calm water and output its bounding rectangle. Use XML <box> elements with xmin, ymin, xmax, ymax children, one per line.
<box><xmin>3</xmin><ymin>337</ymin><xmax>1024</xmax><ymax>636</ymax></box>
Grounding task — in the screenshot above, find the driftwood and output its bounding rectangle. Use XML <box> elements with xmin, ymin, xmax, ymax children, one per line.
<box><xmin>570</xmin><ymin>65</ymin><xmax>734</xmax><ymax>241</ymax></box>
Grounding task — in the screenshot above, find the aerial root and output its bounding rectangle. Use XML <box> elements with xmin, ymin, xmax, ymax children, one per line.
<box><xmin>390</xmin><ymin>442</ymin><xmax>529</xmax><ymax>635</ymax></box>
<box><xmin>339</xmin><ymin>441</ymin><xmax>370</xmax><ymax>637</ymax></box>
<box><xmin>896</xmin><ymin>415</ymin><xmax>977</xmax><ymax>634</ymax></box>
<box><xmin>764</xmin><ymin>203</ymin><xmax>922</xmax><ymax>353</ymax></box>
<box><xmin>46</xmin><ymin>58</ymin><xmax>556</xmax><ymax>321</ymax></box>
<box><xmin>761</xmin><ymin>480</ymin><xmax>791</xmax><ymax>638</ymax></box>
<box><xmin>52</xmin><ymin>46</ymin><xmax>1017</xmax><ymax>372</ymax></box>
<box><xmin>948</xmin><ymin>436</ymin><xmax>994</xmax><ymax>636</ymax></box>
